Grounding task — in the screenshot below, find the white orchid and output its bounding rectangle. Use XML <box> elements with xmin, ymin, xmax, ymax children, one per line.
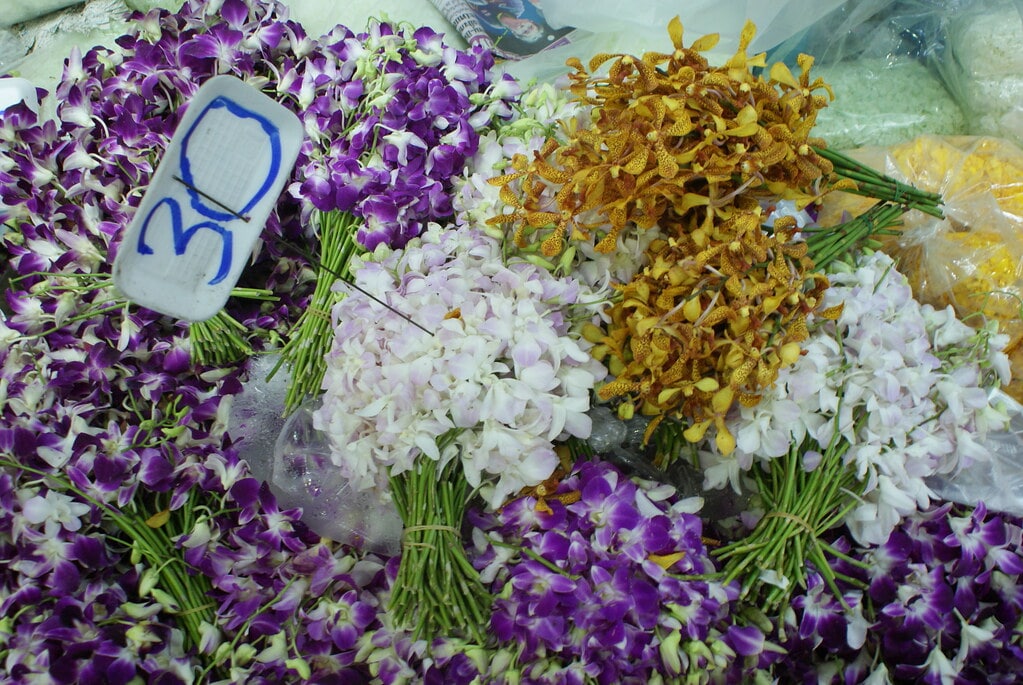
<box><xmin>315</xmin><ymin>222</ymin><xmax>609</xmax><ymax>509</ymax></box>
<box><xmin>707</xmin><ymin>250</ymin><xmax>1011</xmax><ymax>545</ymax></box>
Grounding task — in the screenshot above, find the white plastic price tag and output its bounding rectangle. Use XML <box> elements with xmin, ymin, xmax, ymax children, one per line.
<box><xmin>113</xmin><ymin>75</ymin><xmax>303</xmax><ymax>322</ymax></box>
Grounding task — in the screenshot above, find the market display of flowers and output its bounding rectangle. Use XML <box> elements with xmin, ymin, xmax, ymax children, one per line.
<box><xmin>2</xmin><ymin>1</ymin><xmax>1023</xmax><ymax>683</ymax></box>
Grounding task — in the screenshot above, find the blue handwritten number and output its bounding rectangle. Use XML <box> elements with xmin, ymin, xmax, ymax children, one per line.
<box><xmin>136</xmin><ymin>198</ymin><xmax>233</xmax><ymax>285</ymax></box>
<box><xmin>179</xmin><ymin>96</ymin><xmax>283</xmax><ymax>221</ymax></box>
<box><xmin>135</xmin><ymin>94</ymin><xmax>282</xmax><ymax>286</ymax></box>
<box><xmin>136</xmin><ymin>197</ymin><xmax>179</xmax><ymax>256</ymax></box>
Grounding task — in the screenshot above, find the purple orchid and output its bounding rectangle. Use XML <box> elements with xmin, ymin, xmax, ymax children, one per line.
<box><xmin>467</xmin><ymin>458</ymin><xmax>761</xmax><ymax>683</ymax></box>
<box><xmin>0</xmin><ymin>0</ymin><xmax>516</xmax><ymax>680</ymax></box>
<box><xmin>776</xmin><ymin>503</ymin><xmax>1023</xmax><ymax>683</ymax></box>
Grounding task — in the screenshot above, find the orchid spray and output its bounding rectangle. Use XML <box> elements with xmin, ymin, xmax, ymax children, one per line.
<box><xmin>708</xmin><ymin>249</ymin><xmax>1011</xmax><ymax>611</ymax></box>
<box><xmin>275</xmin><ymin>19</ymin><xmax>519</xmax><ymax>413</ymax></box>
<box><xmin>770</xmin><ymin>502</ymin><xmax>1023</xmax><ymax>683</ymax></box>
<box><xmin>314</xmin><ymin>221</ymin><xmax>608</xmax><ymax>642</ymax></box>
<box><xmin>467</xmin><ymin>458</ymin><xmax>763</xmax><ymax>684</ymax></box>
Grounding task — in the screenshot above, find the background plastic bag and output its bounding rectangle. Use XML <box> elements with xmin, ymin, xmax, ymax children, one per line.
<box><xmin>819</xmin><ymin>134</ymin><xmax>1023</xmax><ymax>402</ymax></box>
<box><xmin>1</xmin><ymin>0</ymin><xmax>136</xmax><ymax>86</ymax></box>
<box><xmin>942</xmin><ymin>0</ymin><xmax>1023</xmax><ymax>146</ymax></box>
<box><xmin>928</xmin><ymin>392</ymin><xmax>1023</xmax><ymax>516</ymax></box>
<box><xmin>766</xmin><ymin>0</ymin><xmax>971</xmax><ymax>150</ymax></box>
<box><xmin>1</xmin><ymin>0</ymin><xmax>83</xmax><ymax>28</ymax></box>
<box><xmin>542</xmin><ymin>0</ymin><xmax>847</xmax><ymax>55</ymax></box>
<box><xmin>503</xmin><ymin>0</ymin><xmax>845</xmax><ymax>85</ymax></box>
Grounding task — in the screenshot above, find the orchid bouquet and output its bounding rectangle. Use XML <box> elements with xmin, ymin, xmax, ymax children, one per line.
<box><xmin>274</xmin><ymin>17</ymin><xmax>520</xmax><ymax>412</ymax></box>
<box><xmin>467</xmin><ymin>458</ymin><xmax>762</xmax><ymax>684</ymax></box>
<box><xmin>312</xmin><ymin>221</ymin><xmax>608</xmax><ymax>640</ymax></box>
<box><xmin>771</xmin><ymin>502</ymin><xmax>1023</xmax><ymax>684</ymax></box>
<box><xmin>707</xmin><ymin>249</ymin><xmax>1011</xmax><ymax>610</ymax></box>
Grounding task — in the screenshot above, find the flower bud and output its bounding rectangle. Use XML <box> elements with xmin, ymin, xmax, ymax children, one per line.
<box><xmin>286</xmin><ymin>658</ymin><xmax>312</xmax><ymax>680</ymax></box>
<box><xmin>779</xmin><ymin>341</ymin><xmax>802</xmax><ymax>365</ymax></box>
<box><xmin>557</xmin><ymin>245</ymin><xmax>577</xmax><ymax>274</ymax></box>
<box><xmin>130</xmin><ymin>540</ymin><xmax>143</xmax><ymax>565</ymax></box>
<box><xmin>522</xmin><ymin>253</ymin><xmax>556</xmax><ymax>271</ymax></box>
<box><xmin>488</xmin><ymin>649</ymin><xmax>514</xmax><ymax>675</ymax></box>
<box><xmin>710</xmin><ymin>637</ymin><xmax>736</xmax><ymax>658</ymax></box>
<box><xmin>658</xmin><ymin>629</ymin><xmax>683</xmax><ymax>675</ymax></box>
<box><xmin>138</xmin><ymin>568</ymin><xmax>159</xmax><ymax>597</ymax></box>
<box><xmin>121</xmin><ymin>602</ymin><xmax>162</xmax><ymax>620</ymax></box>
<box><xmin>233</xmin><ymin>643</ymin><xmax>257</xmax><ymax>666</ymax></box>
<box><xmin>683</xmin><ymin>296</ymin><xmax>703</xmax><ymax>322</ymax></box>
<box><xmin>150</xmin><ymin>588</ymin><xmax>181</xmax><ymax>613</ymax></box>
<box><xmin>581</xmin><ymin>323</ymin><xmax>605</xmax><ymax>344</ymax></box>
<box><xmin>214</xmin><ymin>643</ymin><xmax>233</xmax><ymax>665</ymax></box>
<box><xmin>683</xmin><ymin>639</ymin><xmax>712</xmax><ymax>660</ymax></box>
<box><xmin>483</xmin><ymin>223</ymin><xmax>505</xmax><ymax>240</ymax></box>
<box><xmin>199</xmin><ymin>621</ymin><xmax>222</xmax><ymax>654</ymax></box>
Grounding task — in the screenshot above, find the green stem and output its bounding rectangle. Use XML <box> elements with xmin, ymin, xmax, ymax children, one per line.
<box><xmin>815</xmin><ymin>145</ymin><xmax>944</xmax><ymax>218</ymax></box>
<box><xmin>388</xmin><ymin>458</ymin><xmax>491</xmax><ymax>644</ymax></box>
<box><xmin>712</xmin><ymin>425</ymin><xmax>867</xmax><ymax>612</ymax></box>
<box><xmin>189</xmin><ymin>288</ymin><xmax>276</xmax><ymax>366</ymax></box>
<box><xmin>276</xmin><ymin>210</ymin><xmax>362</xmax><ymax>414</ymax></box>
<box><xmin>491</xmin><ymin>539</ymin><xmax>580</xmax><ymax>579</ymax></box>
<box><xmin>805</xmin><ymin>202</ymin><xmax>904</xmax><ymax>270</ymax></box>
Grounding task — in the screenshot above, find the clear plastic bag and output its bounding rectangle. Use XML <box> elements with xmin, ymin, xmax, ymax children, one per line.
<box><xmin>819</xmin><ymin>134</ymin><xmax>1023</xmax><ymax>402</ymax></box>
<box><xmin>775</xmin><ymin>0</ymin><xmax>1023</xmax><ymax>149</ymax></box>
<box><xmin>766</xmin><ymin>0</ymin><xmax>970</xmax><ymax>150</ymax></box>
<box><xmin>230</xmin><ymin>355</ymin><xmax>403</xmax><ymax>555</ymax></box>
<box><xmin>542</xmin><ymin>0</ymin><xmax>847</xmax><ymax>55</ymax></box>
<box><xmin>942</xmin><ymin>0</ymin><xmax>1023</xmax><ymax>146</ymax></box>
<box><xmin>928</xmin><ymin>392</ymin><xmax>1023</xmax><ymax>516</ymax></box>
<box><xmin>1</xmin><ymin>0</ymin><xmax>134</xmax><ymax>87</ymax></box>
<box><xmin>810</xmin><ymin>58</ymin><xmax>964</xmax><ymax>150</ymax></box>
<box><xmin>503</xmin><ymin>0</ymin><xmax>846</xmax><ymax>86</ymax></box>
<box><xmin>0</xmin><ymin>0</ymin><xmax>83</xmax><ymax>28</ymax></box>
<box><xmin>271</xmin><ymin>397</ymin><xmax>402</xmax><ymax>556</ymax></box>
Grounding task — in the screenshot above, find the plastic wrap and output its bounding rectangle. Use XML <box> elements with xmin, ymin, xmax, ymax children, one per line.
<box><xmin>766</xmin><ymin>0</ymin><xmax>968</xmax><ymax>150</ymax></box>
<box><xmin>542</xmin><ymin>0</ymin><xmax>846</xmax><ymax>55</ymax></box>
<box><xmin>943</xmin><ymin>1</ymin><xmax>1023</xmax><ymax>146</ymax></box>
<box><xmin>503</xmin><ymin>0</ymin><xmax>845</xmax><ymax>86</ymax></box>
<box><xmin>0</xmin><ymin>0</ymin><xmax>83</xmax><ymax>28</ymax></box>
<box><xmin>928</xmin><ymin>393</ymin><xmax>1023</xmax><ymax>516</ymax></box>
<box><xmin>819</xmin><ymin>134</ymin><xmax>1023</xmax><ymax>402</ymax></box>
<box><xmin>231</xmin><ymin>357</ymin><xmax>402</xmax><ymax>554</ymax></box>
<box><xmin>271</xmin><ymin>398</ymin><xmax>402</xmax><ymax>555</ymax></box>
<box><xmin>810</xmin><ymin>58</ymin><xmax>964</xmax><ymax>150</ymax></box>
<box><xmin>1</xmin><ymin>0</ymin><xmax>134</xmax><ymax>87</ymax></box>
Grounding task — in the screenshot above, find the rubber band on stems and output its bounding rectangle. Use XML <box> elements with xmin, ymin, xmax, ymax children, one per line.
<box><xmin>760</xmin><ymin>510</ymin><xmax>820</xmax><ymax>536</ymax></box>
<box><xmin>401</xmin><ymin>524</ymin><xmax>460</xmax><ymax>551</ymax></box>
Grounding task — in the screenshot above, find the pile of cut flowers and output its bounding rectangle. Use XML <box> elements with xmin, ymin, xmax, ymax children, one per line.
<box><xmin>1</xmin><ymin>1</ymin><xmax>1021</xmax><ymax>683</ymax></box>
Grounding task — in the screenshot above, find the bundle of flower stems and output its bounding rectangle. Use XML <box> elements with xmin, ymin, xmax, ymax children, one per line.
<box><xmin>713</xmin><ymin>432</ymin><xmax>867</xmax><ymax>612</ymax></box>
<box><xmin>389</xmin><ymin>456</ymin><xmax>491</xmax><ymax>643</ymax></box>
<box><xmin>814</xmin><ymin>146</ymin><xmax>944</xmax><ymax>218</ymax></box>
<box><xmin>274</xmin><ymin>210</ymin><xmax>362</xmax><ymax>414</ymax></box>
<box><xmin>804</xmin><ymin>146</ymin><xmax>943</xmax><ymax>271</ymax></box>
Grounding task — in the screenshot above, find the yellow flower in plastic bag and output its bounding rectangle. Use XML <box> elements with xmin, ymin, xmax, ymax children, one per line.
<box><xmin>820</xmin><ymin>135</ymin><xmax>1023</xmax><ymax>400</ymax></box>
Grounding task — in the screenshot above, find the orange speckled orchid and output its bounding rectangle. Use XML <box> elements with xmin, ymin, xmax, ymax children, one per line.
<box><xmin>489</xmin><ymin>17</ymin><xmax>850</xmax><ymax>455</ymax></box>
